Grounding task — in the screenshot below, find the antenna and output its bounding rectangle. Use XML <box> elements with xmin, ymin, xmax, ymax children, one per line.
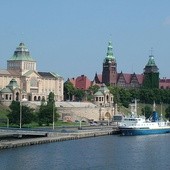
<box><xmin>20</xmin><ymin>32</ymin><xmax>24</xmax><ymax>43</ymax></box>
<box><xmin>153</xmin><ymin>101</ymin><xmax>156</xmax><ymax>111</ymax></box>
<box><xmin>150</xmin><ymin>47</ymin><xmax>153</xmax><ymax>55</ymax></box>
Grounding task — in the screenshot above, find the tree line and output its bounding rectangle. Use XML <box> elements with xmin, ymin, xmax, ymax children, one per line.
<box><xmin>7</xmin><ymin>92</ymin><xmax>60</xmax><ymax>127</ymax></box>
<box><xmin>64</xmin><ymin>81</ymin><xmax>170</xmax><ymax>105</ymax></box>
<box><xmin>64</xmin><ymin>81</ymin><xmax>170</xmax><ymax>120</ymax></box>
<box><xmin>7</xmin><ymin>83</ymin><xmax>170</xmax><ymax>127</ymax></box>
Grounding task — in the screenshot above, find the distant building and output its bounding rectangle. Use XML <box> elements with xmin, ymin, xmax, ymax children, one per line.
<box><xmin>68</xmin><ymin>75</ymin><xmax>91</xmax><ymax>90</ymax></box>
<box><xmin>0</xmin><ymin>42</ymin><xmax>64</xmax><ymax>105</ymax></box>
<box><xmin>95</xmin><ymin>41</ymin><xmax>169</xmax><ymax>89</ymax></box>
<box><xmin>102</xmin><ymin>41</ymin><xmax>117</xmax><ymax>86</ymax></box>
<box><xmin>68</xmin><ymin>41</ymin><xmax>170</xmax><ymax>90</ymax></box>
<box><xmin>143</xmin><ymin>55</ymin><xmax>159</xmax><ymax>89</ymax></box>
<box><xmin>159</xmin><ymin>78</ymin><xmax>170</xmax><ymax>89</ymax></box>
<box><xmin>94</xmin><ymin>84</ymin><xmax>113</xmax><ymax>107</ymax></box>
<box><xmin>92</xmin><ymin>41</ymin><xmax>144</xmax><ymax>88</ymax></box>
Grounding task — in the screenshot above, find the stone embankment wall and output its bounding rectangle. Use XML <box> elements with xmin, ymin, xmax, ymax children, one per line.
<box><xmin>23</xmin><ymin>101</ymin><xmax>115</xmax><ymax>121</ymax></box>
<box><xmin>58</xmin><ymin>107</ymin><xmax>114</xmax><ymax>121</ymax></box>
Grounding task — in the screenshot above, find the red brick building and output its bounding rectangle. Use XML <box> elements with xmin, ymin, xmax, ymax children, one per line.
<box><xmin>68</xmin><ymin>75</ymin><xmax>91</xmax><ymax>90</ymax></box>
<box><xmin>68</xmin><ymin>41</ymin><xmax>170</xmax><ymax>90</ymax></box>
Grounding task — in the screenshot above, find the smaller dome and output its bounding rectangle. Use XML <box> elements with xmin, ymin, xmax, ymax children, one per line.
<box><xmin>146</xmin><ymin>55</ymin><xmax>156</xmax><ymax>67</ymax></box>
<box><xmin>0</xmin><ymin>87</ymin><xmax>12</xmax><ymax>93</ymax></box>
<box><xmin>94</xmin><ymin>91</ymin><xmax>104</xmax><ymax>96</ymax></box>
<box><xmin>6</xmin><ymin>79</ymin><xmax>19</xmax><ymax>90</ymax></box>
<box><xmin>99</xmin><ymin>84</ymin><xmax>110</xmax><ymax>94</ymax></box>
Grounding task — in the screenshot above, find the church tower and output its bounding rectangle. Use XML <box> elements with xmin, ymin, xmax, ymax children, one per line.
<box><xmin>143</xmin><ymin>54</ymin><xmax>159</xmax><ymax>89</ymax></box>
<box><xmin>102</xmin><ymin>41</ymin><xmax>117</xmax><ymax>86</ymax></box>
<box><xmin>7</xmin><ymin>42</ymin><xmax>37</xmax><ymax>75</ymax></box>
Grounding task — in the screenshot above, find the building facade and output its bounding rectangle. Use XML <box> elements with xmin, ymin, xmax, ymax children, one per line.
<box><xmin>143</xmin><ymin>55</ymin><xmax>159</xmax><ymax>88</ymax></box>
<box><xmin>68</xmin><ymin>75</ymin><xmax>91</xmax><ymax>90</ymax></box>
<box><xmin>0</xmin><ymin>42</ymin><xmax>64</xmax><ymax>105</ymax></box>
<box><xmin>95</xmin><ymin>41</ymin><xmax>169</xmax><ymax>89</ymax></box>
<box><xmin>68</xmin><ymin>41</ymin><xmax>169</xmax><ymax>90</ymax></box>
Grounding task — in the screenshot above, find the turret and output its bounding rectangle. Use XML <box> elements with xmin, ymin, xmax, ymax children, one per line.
<box><xmin>143</xmin><ymin>54</ymin><xmax>159</xmax><ymax>89</ymax></box>
<box><xmin>102</xmin><ymin>41</ymin><xmax>117</xmax><ymax>86</ymax></box>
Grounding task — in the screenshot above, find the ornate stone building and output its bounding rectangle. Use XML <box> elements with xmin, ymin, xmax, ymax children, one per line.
<box><xmin>94</xmin><ymin>84</ymin><xmax>113</xmax><ymax>107</ymax></box>
<box><xmin>0</xmin><ymin>42</ymin><xmax>64</xmax><ymax>105</ymax></box>
<box><xmin>94</xmin><ymin>41</ymin><xmax>163</xmax><ymax>89</ymax></box>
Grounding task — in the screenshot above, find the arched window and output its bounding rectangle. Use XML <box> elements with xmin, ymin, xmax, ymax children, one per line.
<box><xmin>106</xmin><ymin>95</ymin><xmax>109</xmax><ymax>102</ymax></box>
<box><xmin>34</xmin><ymin>96</ymin><xmax>37</xmax><ymax>101</ymax></box>
<box><xmin>16</xmin><ymin>92</ymin><xmax>19</xmax><ymax>101</ymax></box>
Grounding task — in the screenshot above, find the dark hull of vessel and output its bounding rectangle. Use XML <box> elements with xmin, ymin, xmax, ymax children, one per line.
<box><xmin>119</xmin><ymin>127</ymin><xmax>170</xmax><ymax>136</ymax></box>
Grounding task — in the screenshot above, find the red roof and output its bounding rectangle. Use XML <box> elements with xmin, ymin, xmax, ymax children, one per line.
<box><xmin>159</xmin><ymin>78</ymin><xmax>170</xmax><ymax>89</ymax></box>
<box><xmin>97</xmin><ymin>74</ymin><xmax>102</xmax><ymax>83</ymax></box>
<box><xmin>136</xmin><ymin>74</ymin><xmax>144</xmax><ymax>84</ymax></box>
<box><xmin>122</xmin><ymin>73</ymin><xmax>132</xmax><ymax>84</ymax></box>
<box><xmin>69</xmin><ymin>75</ymin><xmax>91</xmax><ymax>90</ymax></box>
<box><xmin>69</xmin><ymin>78</ymin><xmax>76</xmax><ymax>87</ymax></box>
<box><xmin>117</xmin><ymin>72</ymin><xmax>144</xmax><ymax>84</ymax></box>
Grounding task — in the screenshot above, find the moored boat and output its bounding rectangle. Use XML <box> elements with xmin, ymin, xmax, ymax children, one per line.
<box><xmin>118</xmin><ymin>101</ymin><xmax>170</xmax><ymax>136</ymax></box>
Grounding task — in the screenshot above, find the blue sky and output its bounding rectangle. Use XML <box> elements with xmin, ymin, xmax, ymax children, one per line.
<box><xmin>0</xmin><ymin>0</ymin><xmax>170</xmax><ymax>80</ymax></box>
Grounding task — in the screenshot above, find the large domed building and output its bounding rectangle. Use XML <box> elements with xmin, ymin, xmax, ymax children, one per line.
<box><xmin>0</xmin><ymin>42</ymin><xmax>64</xmax><ymax>106</ymax></box>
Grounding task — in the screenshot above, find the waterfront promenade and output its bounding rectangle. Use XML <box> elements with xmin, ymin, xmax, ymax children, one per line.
<box><xmin>0</xmin><ymin>127</ymin><xmax>117</xmax><ymax>149</ymax></box>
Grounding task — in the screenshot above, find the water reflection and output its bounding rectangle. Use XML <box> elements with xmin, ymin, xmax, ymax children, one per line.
<box><xmin>0</xmin><ymin>134</ymin><xmax>170</xmax><ymax>170</ymax></box>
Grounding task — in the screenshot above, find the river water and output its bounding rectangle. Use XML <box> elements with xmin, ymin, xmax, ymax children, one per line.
<box><xmin>0</xmin><ymin>134</ymin><xmax>170</xmax><ymax>170</ymax></box>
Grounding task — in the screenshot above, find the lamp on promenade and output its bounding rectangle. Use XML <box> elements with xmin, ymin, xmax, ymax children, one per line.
<box><xmin>52</xmin><ymin>100</ymin><xmax>55</xmax><ymax>130</ymax></box>
<box><xmin>20</xmin><ymin>97</ymin><xmax>28</xmax><ymax>129</ymax></box>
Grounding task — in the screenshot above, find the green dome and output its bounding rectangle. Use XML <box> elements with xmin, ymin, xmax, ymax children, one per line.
<box><xmin>99</xmin><ymin>84</ymin><xmax>110</xmax><ymax>94</ymax></box>
<box><xmin>146</xmin><ymin>55</ymin><xmax>156</xmax><ymax>66</ymax></box>
<box><xmin>6</xmin><ymin>79</ymin><xmax>19</xmax><ymax>90</ymax></box>
<box><xmin>94</xmin><ymin>91</ymin><xmax>104</xmax><ymax>96</ymax></box>
<box><xmin>0</xmin><ymin>87</ymin><xmax>12</xmax><ymax>93</ymax></box>
<box><xmin>103</xmin><ymin>41</ymin><xmax>116</xmax><ymax>63</ymax></box>
<box><xmin>9</xmin><ymin>42</ymin><xmax>35</xmax><ymax>61</ymax></box>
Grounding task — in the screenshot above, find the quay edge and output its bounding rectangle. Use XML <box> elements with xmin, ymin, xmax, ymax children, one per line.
<box><xmin>0</xmin><ymin>129</ymin><xmax>118</xmax><ymax>150</ymax></box>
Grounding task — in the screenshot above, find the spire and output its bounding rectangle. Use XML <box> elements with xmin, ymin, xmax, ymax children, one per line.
<box><xmin>144</xmin><ymin>50</ymin><xmax>159</xmax><ymax>73</ymax></box>
<box><xmin>106</xmin><ymin>41</ymin><xmax>116</xmax><ymax>60</ymax></box>
<box><xmin>146</xmin><ymin>55</ymin><xmax>156</xmax><ymax>67</ymax></box>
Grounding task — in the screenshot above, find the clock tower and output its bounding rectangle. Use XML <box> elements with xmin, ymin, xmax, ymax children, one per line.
<box><xmin>102</xmin><ymin>41</ymin><xmax>117</xmax><ymax>86</ymax></box>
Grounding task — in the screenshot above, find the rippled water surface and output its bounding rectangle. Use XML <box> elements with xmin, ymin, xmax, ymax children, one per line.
<box><xmin>0</xmin><ymin>134</ymin><xmax>170</xmax><ymax>170</ymax></box>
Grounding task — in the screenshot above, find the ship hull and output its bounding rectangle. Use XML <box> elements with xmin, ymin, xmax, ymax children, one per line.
<box><xmin>119</xmin><ymin>127</ymin><xmax>170</xmax><ymax>136</ymax></box>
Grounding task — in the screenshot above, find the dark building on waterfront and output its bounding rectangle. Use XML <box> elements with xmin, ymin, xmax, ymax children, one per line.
<box><xmin>102</xmin><ymin>42</ymin><xmax>117</xmax><ymax>86</ymax></box>
<box><xmin>94</xmin><ymin>41</ymin><xmax>160</xmax><ymax>89</ymax></box>
<box><xmin>69</xmin><ymin>41</ymin><xmax>170</xmax><ymax>90</ymax></box>
<box><xmin>143</xmin><ymin>55</ymin><xmax>159</xmax><ymax>89</ymax></box>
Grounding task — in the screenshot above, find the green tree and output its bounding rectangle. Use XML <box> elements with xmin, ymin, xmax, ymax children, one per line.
<box><xmin>86</xmin><ymin>85</ymin><xmax>100</xmax><ymax>101</ymax></box>
<box><xmin>119</xmin><ymin>88</ymin><xmax>131</xmax><ymax>108</ymax></box>
<box><xmin>165</xmin><ymin>105</ymin><xmax>170</xmax><ymax>120</ymax></box>
<box><xmin>108</xmin><ymin>86</ymin><xmax>120</xmax><ymax>104</ymax></box>
<box><xmin>7</xmin><ymin>100</ymin><xmax>34</xmax><ymax>126</ymax></box>
<box><xmin>88</xmin><ymin>85</ymin><xmax>100</xmax><ymax>95</ymax></box>
<box><xmin>64</xmin><ymin>81</ymin><xmax>75</xmax><ymax>101</ymax></box>
<box><xmin>74</xmin><ymin>88</ymin><xmax>85</xmax><ymax>101</ymax></box>
<box><xmin>141</xmin><ymin>105</ymin><xmax>152</xmax><ymax>119</ymax></box>
<box><xmin>37</xmin><ymin>92</ymin><xmax>60</xmax><ymax>126</ymax></box>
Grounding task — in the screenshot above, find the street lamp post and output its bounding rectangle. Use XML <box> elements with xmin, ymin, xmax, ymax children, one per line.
<box><xmin>52</xmin><ymin>100</ymin><xmax>55</xmax><ymax>130</ymax></box>
<box><xmin>19</xmin><ymin>97</ymin><xmax>28</xmax><ymax>129</ymax></box>
<box><xmin>20</xmin><ymin>100</ymin><xmax>22</xmax><ymax>129</ymax></box>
